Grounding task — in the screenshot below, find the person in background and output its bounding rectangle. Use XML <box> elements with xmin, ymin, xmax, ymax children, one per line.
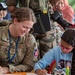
<box><xmin>0</xmin><ymin>2</ymin><xmax>7</xmax><ymax>21</ymax></box>
<box><xmin>49</xmin><ymin>0</ymin><xmax>74</xmax><ymax>24</ymax></box>
<box><xmin>0</xmin><ymin>7</ymin><xmax>38</xmax><ymax>74</ymax></box>
<box><xmin>5</xmin><ymin>0</ymin><xmax>18</xmax><ymax>20</ymax></box>
<box><xmin>0</xmin><ymin>2</ymin><xmax>11</xmax><ymax>26</ymax></box>
<box><xmin>34</xmin><ymin>29</ymin><xmax>75</xmax><ymax>75</ymax></box>
<box><xmin>0</xmin><ymin>0</ymin><xmax>18</xmax><ymax>26</ymax></box>
<box><xmin>45</xmin><ymin>0</ymin><xmax>74</xmax><ymax>46</ymax></box>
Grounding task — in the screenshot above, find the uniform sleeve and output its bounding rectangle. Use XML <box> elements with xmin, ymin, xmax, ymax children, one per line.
<box><xmin>8</xmin><ymin>34</ymin><xmax>39</xmax><ymax>72</ymax></box>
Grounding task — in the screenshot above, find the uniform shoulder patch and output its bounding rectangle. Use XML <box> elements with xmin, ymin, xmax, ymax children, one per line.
<box><xmin>33</xmin><ymin>49</ymin><xmax>38</xmax><ymax>57</ymax></box>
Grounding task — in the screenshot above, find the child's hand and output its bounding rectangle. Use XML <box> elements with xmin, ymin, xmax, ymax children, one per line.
<box><xmin>36</xmin><ymin>69</ymin><xmax>47</xmax><ymax>75</ymax></box>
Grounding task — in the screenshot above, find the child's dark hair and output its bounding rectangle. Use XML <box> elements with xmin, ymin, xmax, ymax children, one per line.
<box><xmin>61</xmin><ymin>29</ymin><xmax>75</xmax><ymax>47</ymax></box>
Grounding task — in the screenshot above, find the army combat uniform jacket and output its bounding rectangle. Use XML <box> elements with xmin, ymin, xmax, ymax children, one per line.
<box><xmin>0</xmin><ymin>25</ymin><xmax>38</xmax><ymax>72</ymax></box>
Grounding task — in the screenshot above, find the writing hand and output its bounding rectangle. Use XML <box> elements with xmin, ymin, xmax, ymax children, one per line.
<box><xmin>36</xmin><ymin>69</ymin><xmax>47</xmax><ymax>75</ymax></box>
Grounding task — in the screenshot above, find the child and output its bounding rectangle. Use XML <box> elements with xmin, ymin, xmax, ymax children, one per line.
<box><xmin>34</xmin><ymin>29</ymin><xmax>75</xmax><ymax>75</ymax></box>
<box><xmin>0</xmin><ymin>2</ymin><xmax>7</xmax><ymax>21</ymax></box>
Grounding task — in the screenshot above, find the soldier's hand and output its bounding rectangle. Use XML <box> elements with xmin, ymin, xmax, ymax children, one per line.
<box><xmin>0</xmin><ymin>66</ymin><xmax>9</xmax><ymax>74</ymax></box>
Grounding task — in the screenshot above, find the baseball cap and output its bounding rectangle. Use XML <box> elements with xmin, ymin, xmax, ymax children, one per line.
<box><xmin>0</xmin><ymin>2</ymin><xmax>7</xmax><ymax>10</ymax></box>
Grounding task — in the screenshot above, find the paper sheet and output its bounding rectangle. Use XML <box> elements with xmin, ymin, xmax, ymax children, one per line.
<box><xmin>27</xmin><ymin>73</ymin><xmax>52</xmax><ymax>75</ymax></box>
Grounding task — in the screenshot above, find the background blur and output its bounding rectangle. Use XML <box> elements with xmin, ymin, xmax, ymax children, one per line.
<box><xmin>0</xmin><ymin>0</ymin><xmax>75</xmax><ymax>11</ymax></box>
<box><xmin>68</xmin><ymin>0</ymin><xmax>75</xmax><ymax>11</ymax></box>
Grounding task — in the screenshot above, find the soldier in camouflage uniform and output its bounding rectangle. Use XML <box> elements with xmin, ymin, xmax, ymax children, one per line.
<box><xmin>39</xmin><ymin>2</ymin><xmax>63</xmax><ymax>58</ymax></box>
<box><xmin>14</xmin><ymin>0</ymin><xmax>63</xmax><ymax>59</ymax></box>
<box><xmin>0</xmin><ymin>7</ymin><xmax>38</xmax><ymax>74</ymax></box>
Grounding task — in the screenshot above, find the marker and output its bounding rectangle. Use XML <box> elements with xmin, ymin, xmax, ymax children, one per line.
<box><xmin>66</xmin><ymin>66</ymin><xmax>70</xmax><ymax>75</ymax></box>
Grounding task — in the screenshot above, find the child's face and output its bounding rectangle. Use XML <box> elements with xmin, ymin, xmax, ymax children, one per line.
<box><xmin>7</xmin><ymin>6</ymin><xmax>15</xmax><ymax>13</ymax></box>
<box><xmin>59</xmin><ymin>40</ymin><xmax>73</xmax><ymax>54</ymax></box>
<box><xmin>52</xmin><ymin>0</ymin><xmax>64</xmax><ymax>11</ymax></box>
<box><xmin>0</xmin><ymin>10</ymin><xmax>7</xmax><ymax>20</ymax></box>
<box><xmin>55</xmin><ymin>0</ymin><xmax>64</xmax><ymax>10</ymax></box>
<box><xmin>0</xmin><ymin>12</ymin><xmax>3</xmax><ymax>20</ymax></box>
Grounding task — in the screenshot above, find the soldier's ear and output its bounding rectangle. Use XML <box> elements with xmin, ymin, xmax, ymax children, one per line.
<box><xmin>13</xmin><ymin>18</ymin><xmax>18</xmax><ymax>24</ymax></box>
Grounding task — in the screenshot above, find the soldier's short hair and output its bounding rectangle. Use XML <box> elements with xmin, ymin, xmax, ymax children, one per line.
<box><xmin>61</xmin><ymin>29</ymin><xmax>75</xmax><ymax>47</ymax></box>
<box><xmin>6</xmin><ymin>0</ymin><xmax>17</xmax><ymax>6</ymax></box>
<box><xmin>11</xmin><ymin>7</ymin><xmax>36</xmax><ymax>24</ymax></box>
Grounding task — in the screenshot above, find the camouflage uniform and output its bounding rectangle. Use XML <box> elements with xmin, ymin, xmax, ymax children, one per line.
<box><xmin>39</xmin><ymin>20</ymin><xmax>63</xmax><ymax>58</ymax></box>
<box><xmin>0</xmin><ymin>20</ymin><xmax>11</xmax><ymax>26</ymax></box>
<box><xmin>0</xmin><ymin>25</ymin><xmax>38</xmax><ymax>72</ymax></box>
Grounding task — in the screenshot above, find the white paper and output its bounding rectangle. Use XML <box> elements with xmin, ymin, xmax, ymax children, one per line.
<box><xmin>27</xmin><ymin>73</ymin><xmax>37</xmax><ymax>75</ymax></box>
<box><xmin>27</xmin><ymin>73</ymin><xmax>52</xmax><ymax>75</ymax></box>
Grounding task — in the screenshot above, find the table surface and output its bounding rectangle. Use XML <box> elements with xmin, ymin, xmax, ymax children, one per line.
<box><xmin>6</xmin><ymin>72</ymin><xmax>52</xmax><ymax>75</ymax></box>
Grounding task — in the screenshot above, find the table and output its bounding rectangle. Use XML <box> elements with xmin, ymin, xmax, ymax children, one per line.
<box><xmin>6</xmin><ymin>72</ymin><xmax>52</xmax><ymax>75</ymax></box>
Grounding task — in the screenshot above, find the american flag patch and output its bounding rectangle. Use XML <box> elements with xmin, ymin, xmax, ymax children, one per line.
<box><xmin>33</xmin><ymin>49</ymin><xmax>38</xmax><ymax>57</ymax></box>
